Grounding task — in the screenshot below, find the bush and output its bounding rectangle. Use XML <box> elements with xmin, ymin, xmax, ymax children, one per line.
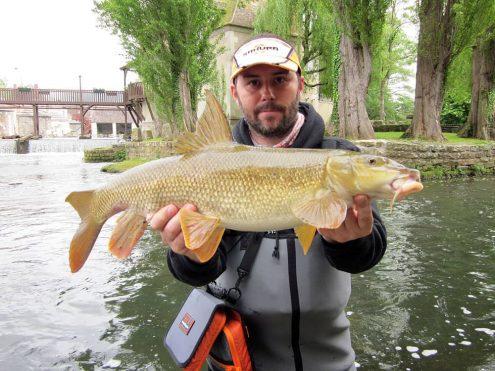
<box><xmin>114</xmin><ymin>148</ymin><xmax>127</xmax><ymax>162</ymax></box>
<box><xmin>441</xmin><ymin>95</ymin><xmax>470</xmax><ymax>127</ymax></box>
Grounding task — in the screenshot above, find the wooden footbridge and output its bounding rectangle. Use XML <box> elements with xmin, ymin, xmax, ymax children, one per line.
<box><xmin>0</xmin><ymin>82</ymin><xmax>148</xmax><ymax>136</ymax></box>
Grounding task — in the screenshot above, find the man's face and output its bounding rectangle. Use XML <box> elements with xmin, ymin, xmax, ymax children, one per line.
<box><xmin>230</xmin><ymin>64</ymin><xmax>304</xmax><ymax>138</ymax></box>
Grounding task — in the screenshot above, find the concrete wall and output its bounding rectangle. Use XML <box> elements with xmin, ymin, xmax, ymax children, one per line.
<box><xmin>0</xmin><ymin>110</ymin><xmax>16</xmax><ymax>136</ymax></box>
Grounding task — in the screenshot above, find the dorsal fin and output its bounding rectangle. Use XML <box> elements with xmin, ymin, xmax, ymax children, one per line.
<box><xmin>175</xmin><ymin>91</ymin><xmax>232</xmax><ymax>154</ymax></box>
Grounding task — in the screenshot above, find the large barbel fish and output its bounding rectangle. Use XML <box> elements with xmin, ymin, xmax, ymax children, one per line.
<box><xmin>66</xmin><ymin>92</ymin><xmax>423</xmax><ymax>272</ymax></box>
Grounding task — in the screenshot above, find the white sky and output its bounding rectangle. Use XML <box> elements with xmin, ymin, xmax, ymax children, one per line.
<box><xmin>0</xmin><ymin>0</ymin><xmax>139</xmax><ymax>90</ymax></box>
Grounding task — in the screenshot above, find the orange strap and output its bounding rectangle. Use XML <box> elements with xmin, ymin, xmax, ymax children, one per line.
<box><xmin>184</xmin><ymin>309</ymin><xmax>252</xmax><ymax>371</ymax></box>
<box><xmin>222</xmin><ymin>311</ymin><xmax>253</xmax><ymax>371</ymax></box>
<box><xmin>185</xmin><ymin>310</ymin><xmax>227</xmax><ymax>371</ymax></box>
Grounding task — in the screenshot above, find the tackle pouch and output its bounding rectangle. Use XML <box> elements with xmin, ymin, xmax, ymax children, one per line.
<box><xmin>166</xmin><ymin>238</ymin><xmax>261</xmax><ymax>371</ymax></box>
<box><xmin>164</xmin><ymin>288</ymin><xmax>252</xmax><ymax>371</ymax></box>
<box><xmin>164</xmin><ymin>289</ymin><xmax>227</xmax><ymax>370</ymax></box>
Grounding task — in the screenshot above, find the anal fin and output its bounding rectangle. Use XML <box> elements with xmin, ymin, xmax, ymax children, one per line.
<box><xmin>109</xmin><ymin>210</ymin><xmax>147</xmax><ymax>259</ymax></box>
<box><xmin>294</xmin><ymin>224</ymin><xmax>317</xmax><ymax>255</ymax></box>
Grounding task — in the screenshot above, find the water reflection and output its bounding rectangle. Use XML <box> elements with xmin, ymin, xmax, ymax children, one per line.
<box><xmin>0</xmin><ymin>154</ymin><xmax>494</xmax><ymax>370</ymax></box>
<box><xmin>349</xmin><ymin>178</ymin><xmax>495</xmax><ymax>369</ymax></box>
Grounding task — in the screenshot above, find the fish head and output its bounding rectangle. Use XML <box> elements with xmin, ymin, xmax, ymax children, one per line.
<box><xmin>326</xmin><ymin>154</ymin><xmax>423</xmax><ymax>205</ymax></box>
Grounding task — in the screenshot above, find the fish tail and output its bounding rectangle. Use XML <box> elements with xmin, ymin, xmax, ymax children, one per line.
<box><xmin>66</xmin><ymin>190</ymin><xmax>105</xmax><ymax>273</ymax></box>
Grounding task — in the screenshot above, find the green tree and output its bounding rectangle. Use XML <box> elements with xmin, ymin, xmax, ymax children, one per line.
<box><xmin>367</xmin><ymin>0</ymin><xmax>416</xmax><ymax>122</ymax></box>
<box><xmin>441</xmin><ymin>48</ymin><xmax>471</xmax><ymax>127</ymax></box>
<box><xmin>407</xmin><ymin>0</ymin><xmax>495</xmax><ymax>141</ymax></box>
<box><xmin>254</xmin><ymin>0</ymin><xmax>340</xmax><ymax>100</ymax></box>
<box><xmin>95</xmin><ymin>0</ymin><xmax>222</xmax><ymax>134</ymax></box>
<box><xmin>0</xmin><ymin>79</ymin><xmax>5</xmax><ymax>88</ymax></box>
<box><xmin>456</xmin><ymin>0</ymin><xmax>495</xmax><ymax>139</ymax></box>
<box><xmin>331</xmin><ymin>0</ymin><xmax>391</xmax><ymax>139</ymax></box>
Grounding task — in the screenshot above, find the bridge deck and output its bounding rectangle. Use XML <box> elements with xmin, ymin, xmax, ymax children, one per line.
<box><xmin>0</xmin><ymin>83</ymin><xmax>144</xmax><ymax>107</ymax></box>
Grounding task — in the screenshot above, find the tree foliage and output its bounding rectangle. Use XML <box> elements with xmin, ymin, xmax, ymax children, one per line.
<box><xmin>367</xmin><ymin>0</ymin><xmax>416</xmax><ymax>122</ymax></box>
<box><xmin>253</xmin><ymin>0</ymin><xmax>340</xmax><ymax>100</ymax></box>
<box><xmin>454</xmin><ymin>0</ymin><xmax>495</xmax><ymax>138</ymax></box>
<box><xmin>441</xmin><ymin>47</ymin><xmax>471</xmax><ymax>126</ymax></box>
<box><xmin>95</xmin><ymin>0</ymin><xmax>222</xmax><ymax>134</ymax></box>
<box><xmin>332</xmin><ymin>0</ymin><xmax>390</xmax><ymax>47</ymax></box>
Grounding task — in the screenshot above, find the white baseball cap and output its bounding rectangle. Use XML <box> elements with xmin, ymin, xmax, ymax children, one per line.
<box><xmin>231</xmin><ymin>36</ymin><xmax>301</xmax><ymax>80</ymax></box>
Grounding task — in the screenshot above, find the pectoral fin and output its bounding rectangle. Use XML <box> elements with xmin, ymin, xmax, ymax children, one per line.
<box><xmin>292</xmin><ymin>193</ymin><xmax>348</xmax><ymax>229</ymax></box>
<box><xmin>109</xmin><ymin>211</ymin><xmax>147</xmax><ymax>259</ymax></box>
<box><xmin>191</xmin><ymin>226</ymin><xmax>225</xmax><ymax>263</ymax></box>
<box><xmin>179</xmin><ymin>208</ymin><xmax>225</xmax><ymax>262</ymax></box>
<box><xmin>294</xmin><ymin>224</ymin><xmax>317</xmax><ymax>255</ymax></box>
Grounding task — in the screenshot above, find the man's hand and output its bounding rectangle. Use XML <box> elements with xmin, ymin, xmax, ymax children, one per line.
<box><xmin>148</xmin><ymin>203</ymin><xmax>202</xmax><ymax>263</ymax></box>
<box><xmin>318</xmin><ymin>195</ymin><xmax>374</xmax><ymax>244</ymax></box>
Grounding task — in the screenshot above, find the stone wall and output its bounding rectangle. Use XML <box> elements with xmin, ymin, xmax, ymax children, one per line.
<box><xmin>355</xmin><ymin>140</ymin><xmax>495</xmax><ymax>170</ymax></box>
<box><xmin>121</xmin><ymin>141</ymin><xmax>175</xmax><ymax>160</ymax></box>
<box><xmin>84</xmin><ymin>139</ymin><xmax>495</xmax><ymax>177</ymax></box>
<box><xmin>84</xmin><ymin>146</ymin><xmax>121</xmax><ymax>163</ymax></box>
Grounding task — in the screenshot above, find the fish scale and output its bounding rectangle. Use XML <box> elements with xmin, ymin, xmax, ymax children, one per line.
<box><xmin>93</xmin><ymin>144</ymin><xmax>328</xmax><ymax>231</ymax></box>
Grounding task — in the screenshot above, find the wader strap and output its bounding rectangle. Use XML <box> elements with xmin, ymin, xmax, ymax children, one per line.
<box><xmin>208</xmin><ymin>232</ymin><xmax>264</xmax><ymax>304</ymax></box>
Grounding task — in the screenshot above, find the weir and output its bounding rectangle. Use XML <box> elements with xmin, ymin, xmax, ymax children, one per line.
<box><xmin>0</xmin><ymin>139</ymin><xmax>17</xmax><ymax>153</ymax></box>
<box><xmin>0</xmin><ymin>138</ymin><xmax>120</xmax><ymax>153</ymax></box>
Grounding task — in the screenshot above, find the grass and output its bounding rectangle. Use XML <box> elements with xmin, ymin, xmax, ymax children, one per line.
<box><xmin>101</xmin><ymin>158</ymin><xmax>148</xmax><ymax>173</ymax></box>
<box><xmin>374</xmin><ymin>132</ymin><xmax>492</xmax><ymax>145</ymax></box>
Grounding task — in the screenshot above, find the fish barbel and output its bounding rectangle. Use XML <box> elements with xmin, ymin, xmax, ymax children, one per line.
<box><xmin>66</xmin><ymin>92</ymin><xmax>423</xmax><ymax>272</ymax></box>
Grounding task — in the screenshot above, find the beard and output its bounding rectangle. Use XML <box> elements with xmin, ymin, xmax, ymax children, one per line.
<box><xmin>240</xmin><ymin>95</ymin><xmax>300</xmax><ymax>138</ymax></box>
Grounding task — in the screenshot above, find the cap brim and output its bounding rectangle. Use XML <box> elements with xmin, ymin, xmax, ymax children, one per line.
<box><xmin>231</xmin><ymin>60</ymin><xmax>299</xmax><ymax>80</ymax></box>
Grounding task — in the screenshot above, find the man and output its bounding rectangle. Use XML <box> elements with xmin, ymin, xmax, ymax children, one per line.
<box><xmin>150</xmin><ymin>35</ymin><xmax>386</xmax><ymax>371</ymax></box>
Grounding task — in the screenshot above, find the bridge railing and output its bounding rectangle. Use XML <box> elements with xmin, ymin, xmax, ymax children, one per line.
<box><xmin>127</xmin><ymin>82</ymin><xmax>145</xmax><ymax>101</ymax></box>
<box><xmin>0</xmin><ymin>88</ymin><xmax>126</xmax><ymax>106</ymax></box>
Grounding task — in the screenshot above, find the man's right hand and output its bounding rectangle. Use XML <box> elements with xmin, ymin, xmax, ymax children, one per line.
<box><xmin>148</xmin><ymin>203</ymin><xmax>202</xmax><ymax>263</ymax></box>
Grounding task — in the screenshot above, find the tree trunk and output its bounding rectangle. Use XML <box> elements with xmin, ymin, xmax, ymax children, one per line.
<box><xmin>338</xmin><ymin>33</ymin><xmax>375</xmax><ymax>139</ymax></box>
<box><xmin>460</xmin><ymin>36</ymin><xmax>495</xmax><ymax>139</ymax></box>
<box><xmin>407</xmin><ymin>56</ymin><xmax>446</xmax><ymax>140</ymax></box>
<box><xmin>179</xmin><ymin>70</ymin><xmax>196</xmax><ymax>132</ymax></box>
<box><xmin>406</xmin><ymin>0</ymin><xmax>456</xmax><ymax>141</ymax></box>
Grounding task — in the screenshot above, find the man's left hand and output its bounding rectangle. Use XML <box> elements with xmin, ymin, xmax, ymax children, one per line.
<box><xmin>318</xmin><ymin>195</ymin><xmax>373</xmax><ymax>244</ymax></box>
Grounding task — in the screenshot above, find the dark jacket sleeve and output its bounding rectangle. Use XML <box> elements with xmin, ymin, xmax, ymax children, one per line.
<box><xmin>321</xmin><ymin>203</ymin><xmax>387</xmax><ymax>274</ymax></box>
<box><xmin>166</xmin><ymin>230</ymin><xmax>241</xmax><ymax>286</ymax></box>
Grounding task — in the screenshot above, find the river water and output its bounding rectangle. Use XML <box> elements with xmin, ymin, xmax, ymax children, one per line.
<box><xmin>0</xmin><ymin>152</ymin><xmax>493</xmax><ymax>370</ymax></box>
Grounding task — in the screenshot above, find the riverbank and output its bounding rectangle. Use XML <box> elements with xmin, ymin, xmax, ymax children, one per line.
<box><xmin>355</xmin><ymin>139</ymin><xmax>495</xmax><ymax>179</ymax></box>
<box><xmin>87</xmin><ymin>138</ymin><xmax>495</xmax><ymax>180</ymax></box>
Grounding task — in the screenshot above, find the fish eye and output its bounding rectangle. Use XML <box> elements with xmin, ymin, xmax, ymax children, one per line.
<box><xmin>368</xmin><ymin>158</ymin><xmax>377</xmax><ymax>165</ymax></box>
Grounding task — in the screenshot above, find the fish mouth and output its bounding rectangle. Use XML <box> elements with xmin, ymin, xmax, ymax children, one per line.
<box><xmin>389</xmin><ymin>169</ymin><xmax>423</xmax><ymax>208</ymax></box>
